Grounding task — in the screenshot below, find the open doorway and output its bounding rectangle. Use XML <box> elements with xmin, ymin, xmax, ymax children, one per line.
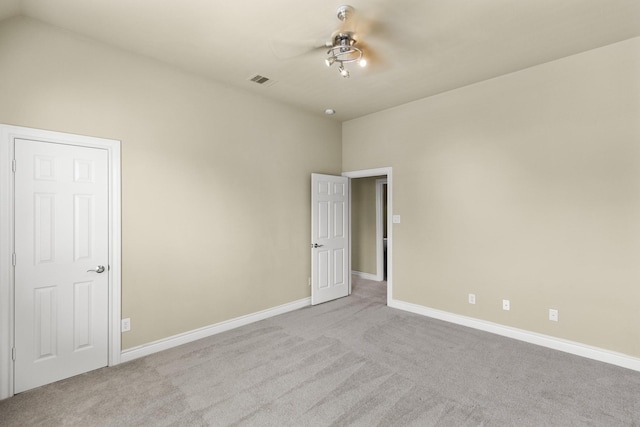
<box><xmin>351</xmin><ymin>175</ymin><xmax>386</xmax><ymax>281</ymax></box>
<box><xmin>342</xmin><ymin>167</ymin><xmax>393</xmax><ymax>306</ymax></box>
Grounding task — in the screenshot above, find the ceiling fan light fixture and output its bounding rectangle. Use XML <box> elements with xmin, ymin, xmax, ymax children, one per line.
<box><xmin>325</xmin><ymin>35</ymin><xmax>363</xmax><ymax>77</ymax></box>
<box><xmin>326</xmin><ymin>46</ymin><xmax>362</xmax><ymax>77</ymax></box>
<box><xmin>323</xmin><ymin>5</ymin><xmax>367</xmax><ymax>78</ymax></box>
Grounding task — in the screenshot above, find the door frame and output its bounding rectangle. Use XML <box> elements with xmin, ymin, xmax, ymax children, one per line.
<box><xmin>342</xmin><ymin>167</ymin><xmax>392</xmax><ymax>306</ymax></box>
<box><xmin>0</xmin><ymin>124</ymin><xmax>122</xmax><ymax>399</ymax></box>
<box><xmin>376</xmin><ymin>178</ymin><xmax>387</xmax><ymax>282</ymax></box>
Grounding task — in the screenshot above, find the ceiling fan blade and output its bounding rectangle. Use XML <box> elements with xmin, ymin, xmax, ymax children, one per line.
<box><xmin>335</xmin><ymin>6</ymin><xmax>383</xmax><ymax>38</ymax></box>
<box><xmin>357</xmin><ymin>40</ymin><xmax>387</xmax><ymax>71</ymax></box>
<box><xmin>269</xmin><ymin>37</ymin><xmax>329</xmax><ymax>60</ymax></box>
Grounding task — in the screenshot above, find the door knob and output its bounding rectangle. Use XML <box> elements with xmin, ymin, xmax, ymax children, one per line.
<box><xmin>87</xmin><ymin>265</ymin><xmax>106</xmax><ymax>273</ymax></box>
<box><xmin>311</xmin><ymin>243</ymin><xmax>324</xmax><ymax>248</ymax></box>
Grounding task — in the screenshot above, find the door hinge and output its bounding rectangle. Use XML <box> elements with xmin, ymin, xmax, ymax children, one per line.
<box><xmin>12</xmin><ymin>253</ymin><xmax>16</xmax><ymax>267</ymax></box>
<box><xmin>12</xmin><ymin>159</ymin><xmax>16</xmax><ymax>173</ymax></box>
<box><xmin>12</xmin><ymin>347</ymin><xmax>16</xmax><ymax>361</ymax></box>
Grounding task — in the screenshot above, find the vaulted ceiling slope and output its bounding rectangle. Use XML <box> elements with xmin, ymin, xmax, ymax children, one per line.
<box><xmin>2</xmin><ymin>0</ymin><xmax>640</xmax><ymax>121</ymax></box>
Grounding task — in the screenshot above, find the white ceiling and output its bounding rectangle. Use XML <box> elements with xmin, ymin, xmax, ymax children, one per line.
<box><xmin>2</xmin><ymin>0</ymin><xmax>640</xmax><ymax>121</ymax></box>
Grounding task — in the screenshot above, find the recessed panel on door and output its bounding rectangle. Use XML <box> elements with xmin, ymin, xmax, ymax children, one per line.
<box><xmin>318</xmin><ymin>201</ymin><xmax>330</xmax><ymax>239</ymax></box>
<box><xmin>74</xmin><ymin>194</ymin><xmax>94</xmax><ymax>261</ymax></box>
<box><xmin>74</xmin><ymin>281</ymin><xmax>93</xmax><ymax>350</ymax></box>
<box><xmin>74</xmin><ymin>159</ymin><xmax>94</xmax><ymax>183</ymax></box>
<box><xmin>333</xmin><ymin>201</ymin><xmax>345</xmax><ymax>238</ymax></box>
<box><xmin>334</xmin><ymin>248</ymin><xmax>345</xmax><ymax>286</ymax></box>
<box><xmin>34</xmin><ymin>286</ymin><xmax>58</xmax><ymax>361</ymax></box>
<box><xmin>34</xmin><ymin>155</ymin><xmax>56</xmax><ymax>181</ymax></box>
<box><xmin>318</xmin><ymin>180</ymin><xmax>330</xmax><ymax>196</ymax></box>
<box><xmin>34</xmin><ymin>193</ymin><xmax>56</xmax><ymax>264</ymax></box>
<box><xmin>318</xmin><ymin>250</ymin><xmax>330</xmax><ymax>289</ymax></box>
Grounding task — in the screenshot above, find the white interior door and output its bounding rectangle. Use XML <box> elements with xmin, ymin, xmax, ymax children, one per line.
<box><xmin>14</xmin><ymin>138</ymin><xmax>109</xmax><ymax>393</ymax></box>
<box><xmin>311</xmin><ymin>173</ymin><xmax>350</xmax><ymax>305</ymax></box>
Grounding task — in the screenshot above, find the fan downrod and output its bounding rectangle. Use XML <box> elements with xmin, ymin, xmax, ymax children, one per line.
<box><xmin>336</xmin><ymin>5</ymin><xmax>355</xmax><ymax>22</ymax></box>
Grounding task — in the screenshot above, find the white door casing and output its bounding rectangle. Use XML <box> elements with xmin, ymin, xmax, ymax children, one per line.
<box><xmin>14</xmin><ymin>139</ymin><xmax>109</xmax><ymax>393</ymax></box>
<box><xmin>0</xmin><ymin>124</ymin><xmax>121</xmax><ymax>399</ymax></box>
<box><xmin>343</xmin><ymin>168</ymin><xmax>392</xmax><ymax>306</ymax></box>
<box><xmin>376</xmin><ymin>178</ymin><xmax>388</xmax><ymax>282</ymax></box>
<box><xmin>311</xmin><ymin>174</ymin><xmax>350</xmax><ymax>305</ymax></box>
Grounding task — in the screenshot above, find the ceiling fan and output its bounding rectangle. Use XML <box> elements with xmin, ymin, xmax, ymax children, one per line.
<box><xmin>270</xmin><ymin>4</ymin><xmax>379</xmax><ymax>78</ymax></box>
<box><xmin>324</xmin><ymin>5</ymin><xmax>367</xmax><ymax>78</ymax></box>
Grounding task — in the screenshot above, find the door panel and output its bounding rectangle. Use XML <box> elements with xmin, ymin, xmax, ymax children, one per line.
<box><xmin>33</xmin><ymin>286</ymin><xmax>57</xmax><ymax>360</ymax></box>
<box><xmin>14</xmin><ymin>139</ymin><xmax>109</xmax><ymax>393</ymax></box>
<box><xmin>311</xmin><ymin>173</ymin><xmax>349</xmax><ymax>305</ymax></box>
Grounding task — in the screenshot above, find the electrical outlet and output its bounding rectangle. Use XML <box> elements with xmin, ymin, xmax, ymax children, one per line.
<box><xmin>502</xmin><ymin>299</ymin><xmax>510</xmax><ymax>311</ymax></box>
<box><xmin>549</xmin><ymin>309</ymin><xmax>559</xmax><ymax>322</ymax></box>
<box><xmin>468</xmin><ymin>293</ymin><xmax>476</xmax><ymax>304</ymax></box>
<box><xmin>121</xmin><ymin>318</ymin><xmax>131</xmax><ymax>332</ymax></box>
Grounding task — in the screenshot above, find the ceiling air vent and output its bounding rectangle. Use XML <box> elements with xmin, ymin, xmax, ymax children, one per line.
<box><xmin>248</xmin><ymin>74</ymin><xmax>277</xmax><ymax>87</ymax></box>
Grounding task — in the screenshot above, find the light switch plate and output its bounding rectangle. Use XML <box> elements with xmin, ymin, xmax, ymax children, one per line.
<box><xmin>392</xmin><ymin>215</ymin><xmax>401</xmax><ymax>224</ymax></box>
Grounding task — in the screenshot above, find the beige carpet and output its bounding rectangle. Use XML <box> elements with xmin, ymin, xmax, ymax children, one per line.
<box><xmin>1</xmin><ymin>276</ymin><xmax>639</xmax><ymax>426</ymax></box>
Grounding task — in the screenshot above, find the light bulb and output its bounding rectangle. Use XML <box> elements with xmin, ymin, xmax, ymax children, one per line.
<box><xmin>339</xmin><ymin>66</ymin><xmax>349</xmax><ymax>78</ymax></box>
<box><xmin>359</xmin><ymin>58</ymin><xmax>367</xmax><ymax>67</ymax></box>
<box><xmin>325</xmin><ymin>57</ymin><xmax>336</xmax><ymax>67</ymax></box>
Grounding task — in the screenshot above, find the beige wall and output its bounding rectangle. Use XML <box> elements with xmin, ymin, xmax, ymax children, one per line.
<box><xmin>351</xmin><ymin>177</ymin><xmax>378</xmax><ymax>275</ymax></box>
<box><xmin>0</xmin><ymin>17</ymin><xmax>342</xmax><ymax>349</ymax></box>
<box><xmin>343</xmin><ymin>37</ymin><xmax>640</xmax><ymax>357</ymax></box>
<box><xmin>3</xmin><ymin>15</ymin><xmax>639</xmax><ymax>360</ymax></box>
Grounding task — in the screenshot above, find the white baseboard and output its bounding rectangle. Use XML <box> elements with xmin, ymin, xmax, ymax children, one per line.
<box><xmin>352</xmin><ymin>271</ymin><xmax>382</xmax><ymax>281</ymax></box>
<box><xmin>389</xmin><ymin>299</ymin><xmax>640</xmax><ymax>373</ymax></box>
<box><xmin>121</xmin><ymin>294</ymin><xmax>640</xmax><ymax>373</ymax></box>
<box><xmin>120</xmin><ymin>297</ymin><xmax>311</xmax><ymax>363</ymax></box>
